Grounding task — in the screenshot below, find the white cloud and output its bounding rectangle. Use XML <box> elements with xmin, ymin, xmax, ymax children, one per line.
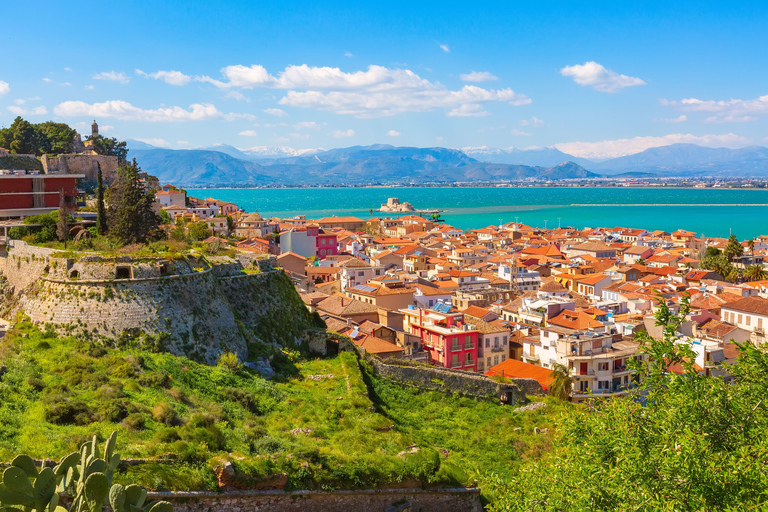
<box><xmin>554</xmin><ymin>133</ymin><xmax>752</xmax><ymax>159</ymax></box>
<box><xmin>447</xmin><ymin>104</ymin><xmax>490</xmax><ymax>117</ymax></box>
<box><xmin>264</xmin><ymin>108</ymin><xmax>288</xmax><ymax>117</ymax></box>
<box><xmin>520</xmin><ymin>116</ymin><xmax>544</xmax><ymax>127</ymax></box>
<box><xmin>239</xmin><ymin>130</ymin><xmax>259</xmax><ymax>137</ymax></box>
<box><xmin>197</xmin><ymin>64</ymin><xmax>529</xmax><ymax>118</ymax></box>
<box><xmin>224</xmin><ymin>90</ymin><xmax>250</xmax><ymax>101</ymax></box>
<box><xmin>14</xmin><ymin>99</ymin><xmax>25</xmax><ymax>105</ymax></box>
<box><xmin>289</xmin><ymin>132</ymin><xmax>311</xmax><ymax>140</ymax></box>
<box><xmin>560</xmin><ymin>61</ymin><xmax>645</xmax><ymax>93</ymax></box>
<box><xmin>91</xmin><ymin>71</ymin><xmax>130</xmax><ymax>84</ymax></box>
<box><xmin>388</xmin><ymin>130</ymin><xmax>401</xmax><ymax>137</ymax></box>
<box><xmin>0</xmin><ymin>81</ymin><xmax>9</xmax><ymax>96</ymax></box>
<box><xmin>439</xmin><ymin>44</ymin><xmax>451</xmax><ymax>53</ymax></box>
<box><xmin>177</xmin><ymin>140</ymin><xmax>192</xmax><ymax>147</ymax></box>
<box><xmin>7</xmin><ymin>105</ymin><xmax>48</xmax><ymax>116</ymax></box>
<box><xmin>459</xmin><ymin>71</ymin><xmax>497</xmax><ymax>82</ymax></box>
<box><xmin>53</xmin><ymin>100</ymin><xmax>253</xmax><ymax>122</ymax></box>
<box><xmin>135</xmin><ymin>138</ymin><xmax>170</xmax><ymax>147</ymax></box>
<box><xmin>510</xmin><ymin>129</ymin><xmax>531</xmax><ymax>136</ymax></box>
<box><xmin>135</xmin><ymin>69</ymin><xmax>191</xmax><ymax>86</ymax></box>
<box><xmin>344</xmin><ymin>51</ymin><xmax>353</xmax><ymax>58</ymax></box>
<box><xmin>331</xmin><ymin>129</ymin><xmax>355</xmax><ymax>138</ymax></box>
<box><xmin>654</xmin><ymin>115</ymin><xmax>688</xmax><ymax>123</ymax></box>
<box><xmin>42</xmin><ymin>78</ymin><xmax>52</xmax><ymax>83</ymax></box>
<box><xmin>84</xmin><ymin>84</ymin><xmax>95</xmax><ymax>90</ymax></box>
<box><xmin>662</xmin><ymin>94</ymin><xmax>768</xmax><ymax>123</ymax></box>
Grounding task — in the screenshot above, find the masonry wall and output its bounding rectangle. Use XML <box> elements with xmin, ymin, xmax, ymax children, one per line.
<box><xmin>365</xmin><ymin>354</ymin><xmax>544</xmax><ymax>402</ymax></box>
<box><xmin>41</xmin><ymin>154</ymin><xmax>119</xmax><ymax>182</ymax></box>
<box><xmin>146</xmin><ymin>488</ymin><xmax>483</xmax><ymax>512</ymax></box>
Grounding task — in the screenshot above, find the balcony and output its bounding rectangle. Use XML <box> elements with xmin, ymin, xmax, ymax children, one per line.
<box><xmin>491</xmin><ymin>346</ymin><xmax>505</xmax><ymax>352</ymax></box>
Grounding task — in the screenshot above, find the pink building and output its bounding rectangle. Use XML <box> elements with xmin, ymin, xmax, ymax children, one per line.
<box><xmin>316</xmin><ymin>230</ymin><xmax>338</xmax><ymax>258</ymax></box>
<box><xmin>401</xmin><ymin>306</ymin><xmax>479</xmax><ymax>372</ymax></box>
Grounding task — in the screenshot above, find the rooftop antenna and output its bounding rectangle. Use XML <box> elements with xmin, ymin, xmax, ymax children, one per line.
<box><xmin>544</xmin><ymin>220</ymin><xmax>548</xmax><ymax>230</ymax></box>
<box><xmin>558</xmin><ymin>217</ymin><xmax>562</xmax><ymax>229</ymax></box>
<box><xmin>515</xmin><ymin>216</ymin><xmax>519</xmax><ymax>224</ymax></box>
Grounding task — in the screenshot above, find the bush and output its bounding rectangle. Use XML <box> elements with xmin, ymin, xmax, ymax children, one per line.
<box><xmin>99</xmin><ymin>399</ymin><xmax>129</xmax><ymax>422</ymax></box>
<box><xmin>216</xmin><ymin>352</ymin><xmax>242</xmax><ymax>374</ymax></box>
<box><xmin>45</xmin><ymin>399</ymin><xmax>94</xmax><ymax>425</ymax></box>
<box><xmin>221</xmin><ymin>387</ymin><xmax>258</xmax><ymax>413</ymax></box>
<box><xmin>154</xmin><ymin>427</ymin><xmax>181</xmax><ymax>443</ymax></box>
<box><xmin>152</xmin><ymin>402</ymin><xmax>179</xmax><ymax>426</ymax></box>
<box><xmin>123</xmin><ymin>413</ymin><xmax>147</xmax><ymax>431</ymax></box>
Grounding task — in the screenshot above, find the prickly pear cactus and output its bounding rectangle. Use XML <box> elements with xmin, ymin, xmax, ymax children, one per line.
<box><xmin>0</xmin><ymin>431</ymin><xmax>173</xmax><ymax>512</ymax></box>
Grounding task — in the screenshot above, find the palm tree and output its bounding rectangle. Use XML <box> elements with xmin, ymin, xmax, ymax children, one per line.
<box><xmin>744</xmin><ymin>264</ymin><xmax>767</xmax><ymax>282</ymax></box>
<box><xmin>548</xmin><ymin>363</ymin><xmax>573</xmax><ymax>401</ymax></box>
<box><xmin>748</xmin><ymin>239</ymin><xmax>756</xmax><ymax>256</ymax></box>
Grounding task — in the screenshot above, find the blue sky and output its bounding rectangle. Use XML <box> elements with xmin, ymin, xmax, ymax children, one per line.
<box><xmin>1</xmin><ymin>1</ymin><xmax>767</xmax><ymax>158</ymax></box>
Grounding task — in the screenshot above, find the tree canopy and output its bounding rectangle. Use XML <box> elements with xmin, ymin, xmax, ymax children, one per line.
<box><xmin>0</xmin><ymin>117</ymin><xmax>77</xmax><ymax>156</ymax></box>
<box><xmin>87</xmin><ymin>135</ymin><xmax>129</xmax><ymax>163</ymax></box>
<box><xmin>107</xmin><ymin>159</ymin><xmax>160</xmax><ymax>244</ymax></box>
<box><xmin>485</xmin><ymin>296</ymin><xmax>768</xmax><ymax>511</ymax></box>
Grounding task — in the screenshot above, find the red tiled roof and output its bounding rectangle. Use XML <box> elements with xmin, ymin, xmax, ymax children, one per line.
<box><xmin>485</xmin><ymin>359</ymin><xmax>554</xmax><ymax>391</ymax></box>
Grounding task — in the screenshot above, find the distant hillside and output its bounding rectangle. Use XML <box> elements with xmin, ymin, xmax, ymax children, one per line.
<box><xmin>591</xmin><ymin>143</ymin><xmax>768</xmax><ymax>176</ymax></box>
<box><xmin>462</xmin><ymin>146</ymin><xmax>595</xmax><ymax>168</ymax></box>
<box><xmin>130</xmin><ymin>144</ymin><xmax>597</xmax><ymax>187</ymax></box>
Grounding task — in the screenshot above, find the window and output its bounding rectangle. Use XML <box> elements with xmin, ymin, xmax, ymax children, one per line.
<box><xmin>487</xmin><ymin>357</ymin><xmax>491</xmax><ymax>367</ymax></box>
<box><xmin>493</xmin><ymin>355</ymin><xmax>499</xmax><ymax>365</ymax></box>
<box><xmin>759</xmin><ymin>318</ymin><xmax>764</xmax><ymax>329</ymax></box>
<box><xmin>358</xmin><ymin>271</ymin><xmax>364</xmax><ymax>276</ymax></box>
<box><xmin>738</xmin><ymin>314</ymin><xmax>743</xmax><ymax>324</ymax></box>
<box><xmin>465</xmin><ymin>335</ymin><xmax>471</xmax><ymax>344</ymax></box>
<box><xmin>494</xmin><ymin>336</ymin><xmax>499</xmax><ymax>346</ymax></box>
<box><xmin>375</xmin><ymin>270</ymin><xmax>381</xmax><ymax>276</ymax></box>
<box><xmin>485</xmin><ymin>339</ymin><xmax>490</xmax><ymax>348</ymax></box>
<box><xmin>503</xmin><ymin>335</ymin><xmax>508</xmax><ymax>344</ymax></box>
<box><xmin>597</xmin><ymin>362</ymin><xmax>609</xmax><ymax>371</ymax></box>
<box><xmin>747</xmin><ymin>316</ymin><xmax>751</xmax><ymax>326</ymax></box>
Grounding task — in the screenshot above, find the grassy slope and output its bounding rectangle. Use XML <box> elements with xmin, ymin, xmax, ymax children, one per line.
<box><xmin>0</xmin><ymin>321</ymin><xmax>568</xmax><ymax>503</ymax></box>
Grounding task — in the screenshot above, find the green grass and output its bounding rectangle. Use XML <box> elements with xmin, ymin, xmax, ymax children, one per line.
<box><xmin>0</xmin><ymin>321</ymin><xmax>569</xmax><ymax>502</ymax></box>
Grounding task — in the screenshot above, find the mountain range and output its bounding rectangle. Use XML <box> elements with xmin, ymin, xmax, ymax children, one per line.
<box><xmin>125</xmin><ymin>141</ymin><xmax>768</xmax><ymax>187</ymax></box>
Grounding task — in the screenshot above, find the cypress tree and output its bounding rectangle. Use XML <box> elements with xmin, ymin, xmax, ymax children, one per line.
<box><xmin>96</xmin><ymin>162</ymin><xmax>107</xmax><ymax>235</ymax></box>
<box><xmin>107</xmin><ymin>159</ymin><xmax>160</xmax><ymax>245</ymax></box>
<box><xmin>56</xmin><ymin>190</ymin><xmax>72</xmax><ymax>249</ymax></box>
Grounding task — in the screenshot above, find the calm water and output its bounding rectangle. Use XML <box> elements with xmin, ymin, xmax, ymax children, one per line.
<box><xmin>187</xmin><ymin>187</ymin><xmax>768</xmax><ymax>239</ymax></box>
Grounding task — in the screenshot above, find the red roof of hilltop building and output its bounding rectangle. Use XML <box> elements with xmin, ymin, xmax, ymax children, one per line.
<box><xmin>486</xmin><ymin>359</ymin><xmax>554</xmax><ymax>391</ymax></box>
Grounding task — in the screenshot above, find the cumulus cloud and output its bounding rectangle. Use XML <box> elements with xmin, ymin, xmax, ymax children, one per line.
<box><xmin>388</xmin><ymin>130</ymin><xmax>401</xmax><ymax>137</ymax></box>
<box><xmin>331</xmin><ymin>129</ymin><xmax>355</xmax><ymax>138</ymax></box>
<box><xmin>439</xmin><ymin>44</ymin><xmax>451</xmax><ymax>53</ymax></box>
<box><xmin>662</xmin><ymin>94</ymin><xmax>768</xmax><ymax>123</ymax></box>
<box><xmin>239</xmin><ymin>130</ymin><xmax>259</xmax><ymax>137</ymax></box>
<box><xmin>0</xmin><ymin>81</ymin><xmax>9</xmax><ymax>96</ymax></box>
<box><xmin>136</xmin><ymin>69</ymin><xmax>191</xmax><ymax>86</ymax></box>
<box><xmin>91</xmin><ymin>71</ymin><xmax>130</xmax><ymax>84</ymax></box>
<box><xmin>263</xmin><ymin>108</ymin><xmax>288</xmax><ymax>117</ymax></box>
<box><xmin>198</xmin><ymin>64</ymin><xmax>529</xmax><ymax>118</ymax></box>
<box><xmin>520</xmin><ymin>116</ymin><xmax>544</xmax><ymax>127</ymax></box>
<box><xmin>447</xmin><ymin>104</ymin><xmax>489</xmax><ymax>117</ymax></box>
<box><xmin>560</xmin><ymin>61</ymin><xmax>645</xmax><ymax>93</ymax></box>
<box><xmin>7</xmin><ymin>105</ymin><xmax>48</xmax><ymax>116</ymax></box>
<box><xmin>53</xmin><ymin>100</ymin><xmax>253</xmax><ymax>122</ymax></box>
<box><xmin>554</xmin><ymin>133</ymin><xmax>752</xmax><ymax>159</ymax></box>
<box><xmin>459</xmin><ymin>71</ymin><xmax>498</xmax><ymax>82</ymax></box>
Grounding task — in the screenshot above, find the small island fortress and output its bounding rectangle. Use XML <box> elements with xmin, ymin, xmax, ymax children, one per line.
<box><xmin>379</xmin><ymin>197</ymin><xmax>443</xmax><ymax>214</ymax></box>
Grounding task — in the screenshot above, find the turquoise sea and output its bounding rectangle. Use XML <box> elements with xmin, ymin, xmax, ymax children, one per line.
<box><xmin>186</xmin><ymin>187</ymin><xmax>768</xmax><ymax>239</ymax></box>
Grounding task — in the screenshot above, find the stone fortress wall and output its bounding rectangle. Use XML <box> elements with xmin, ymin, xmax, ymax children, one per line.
<box><xmin>364</xmin><ymin>351</ymin><xmax>544</xmax><ymax>403</ymax></box>
<box><xmin>0</xmin><ymin>241</ymin><xmax>304</xmax><ymax>365</ymax></box>
<box><xmin>41</xmin><ymin>154</ymin><xmax>119</xmax><ymax>182</ymax></box>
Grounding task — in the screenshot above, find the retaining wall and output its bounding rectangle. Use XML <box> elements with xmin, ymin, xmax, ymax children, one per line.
<box><xmin>146</xmin><ymin>488</ymin><xmax>483</xmax><ymax>512</ymax></box>
<box><xmin>366</xmin><ymin>355</ymin><xmax>544</xmax><ymax>403</ymax></box>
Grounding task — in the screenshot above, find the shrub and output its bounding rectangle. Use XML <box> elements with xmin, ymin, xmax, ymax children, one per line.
<box><xmin>178</xmin><ymin>425</ymin><xmax>226</xmax><ymax>451</ymax></box>
<box><xmin>138</xmin><ymin>371</ymin><xmax>171</xmax><ymax>388</ymax></box>
<box><xmin>123</xmin><ymin>412</ymin><xmax>147</xmax><ymax>431</ymax></box>
<box><xmin>99</xmin><ymin>399</ymin><xmax>129</xmax><ymax>422</ymax></box>
<box><xmin>153</xmin><ymin>402</ymin><xmax>179</xmax><ymax>425</ymax></box>
<box><xmin>154</xmin><ymin>427</ymin><xmax>181</xmax><ymax>443</ymax></box>
<box><xmin>216</xmin><ymin>352</ymin><xmax>242</xmax><ymax>374</ymax></box>
<box><xmin>221</xmin><ymin>387</ymin><xmax>258</xmax><ymax>413</ymax></box>
<box><xmin>26</xmin><ymin>376</ymin><xmax>46</xmax><ymax>391</ymax></box>
<box><xmin>45</xmin><ymin>399</ymin><xmax>94</xmax><ymax>425</ymax></box>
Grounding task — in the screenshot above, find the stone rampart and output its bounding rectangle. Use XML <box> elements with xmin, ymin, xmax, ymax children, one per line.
<box><xmin>145</xmin><ymin>488</ymin><xmax>482</xmax><ymax>512</ymax></box>
<box><xmin>41</xmin><ymin>154</ymin><xmax>119</xmax><ymax>182</ymax></box>
<box><xmin>365</xmin><ymin>354</ymin><xmax>544</xmax><ymax>403</ymax></box>
<box><xmin>0</xmin><ymin>243</ymin><xmax>321</xmax><ymax>363</ymax></box>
